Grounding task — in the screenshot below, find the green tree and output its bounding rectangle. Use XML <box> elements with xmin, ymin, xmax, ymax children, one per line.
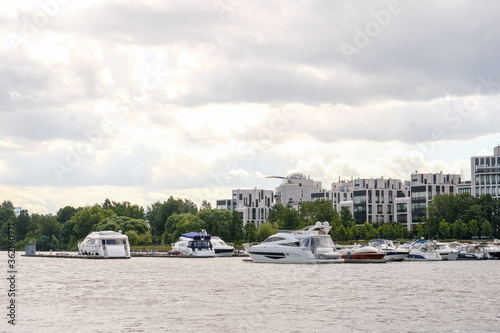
<box><xmin>279</xmin><ymin>205</ymin><xmax>301</xmax><ymax>230</ymax></box>
<box><xmin>452</xmin><ymin>219</ymin><xmax>467</xmax><ymax>240</ymax></box>
<box><xmin>268</xmin><ymin>204</ymin><xmax>285</xmax><ymax>223</ymax></box>
<box><xmin>468</xmin><ymin>219</ymin><xmax>479</xmax><ymax>238</ymax></box>
<box><xmin>244</xmin><ymin>222</ymin><xmax>257</xmax><ymax>242</ymax></box>
<box><xmin>0</xmin><ymin>201</ymin><xmax>15</xmax><ymax>230</ymax></box>
<box><xmin>340</xmin><ymin>207</ymin><xmax>355</xmax><ymax>229</ymax></box>
<box><xmin>125</xmin><ymin>230</ymin><xmax>140</xmax><ymax>246</ymax></box>
<box><xmin>102</xmin><ymin>199</ymin><xmax>145</xmax><ymax>219</ymax></box>
<box><xmin>480</xmin><ymin>220</ymin><xmax>493</xmax><ymax>238</ymax></box>
<box><xmin>200</xmin><ymin>200</ymin><xmax>212</xmax><ymax>210</ymax></box>
<box><xmin>146</xmin><ymin>196</ymin><xmax>198</xmax><ymax>237</ymax></box>
<box><xmin>16</xmin><ymin>209</ymin><xmax>30</xmax><ymax>241</ymax></box>
<box><xmin>256</xmin><ymin>222</ymin><xmax>279</xmax><ymax>242</ymax></box>
<box><xmin>56</xmin><ymin>206</ymin><xmax>77</xmax><ymax>224</ymax></box>
<box><xmin>71</xmin><ymin>205</ymin><xmax>114</xmax><ymax>238</ymax></box>
<box><xmin>438</xmin><ymin>220</ymin><xmax>451</xmax><ymax>240</ymax></box>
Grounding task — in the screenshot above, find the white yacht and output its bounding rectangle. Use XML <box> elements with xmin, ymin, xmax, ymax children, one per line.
<box><xmin>368</xmin><ymin>239</ymin><xmax>410</xmax><ymax>261</ymax></box>
<box><xmin>245</xmin><ymin>222</ymin><xmax>343</xmax><ymax>264</ymax></box>
<box><xmin>434</xmin><ymin>242</ymin><xmax>458</xmax><ymax>261</ymax></box>
<box><xmin>77</xmin><ymin>231</ymin><xmax>131</xmax><ymax>259</ymax></box>
<box><xmin>210</xmin><ymin>236</ymin><xmax>234</xmax><ymax>257</ymax></box>
<box><xmin>172</xmin><ymin>230</ymin><xmax>215</xmax><ymax>257</ymax></box>
<box><xmin>404</xmin><ymin>240</ymin><xmax>442</xmax><ymax>261</ymax></box>
<box><xmin>456</xmin><ymin>243</ymin><xmax>491</xmax><ymax>260</ymax></box>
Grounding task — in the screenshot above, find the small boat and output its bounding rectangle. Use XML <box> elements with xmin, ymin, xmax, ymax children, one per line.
<box><xmin>404</xmin><ymin>240</ymin><xmax>442</xmax><ymax>261</ymax></box>
<box><xmin>339</xmin><ymin>245</ymin><xmax>386</xmax><ymax>260</ymax></box>
<box><xmin>77</xmin><ymin>230</ymin><xmax>131</xmax><ymax>258</ymax></box>
<box><xmin>434</xmin><ymin>242</ymin><xmax>458</xmax><ymax>261</ymax></box>
<box><xmin>172</xmin><ymin>230</ymin><xmax>216</xmax><ymax>257</ymax></box>
<box><xmin>456</xmin><ymin>243</ymin><xmax>491</xmax><ymax>260</ymax></box>
<box><xmin>245</xmin><ymin>222</ymin><xmax>343</xmax><ymax>264</ymax></box>
<box><xmin>210</xmin><ymin>236</ymin><xmax>235</xmax><ymax>257</ymax></box>
<box><xmin>368</xmin><ymin>239</ymin><xmax>409</xmax><ymax>262</ymax></box>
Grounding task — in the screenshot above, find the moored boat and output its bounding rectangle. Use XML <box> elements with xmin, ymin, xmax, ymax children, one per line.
<box><xmin>368</xmin><ymin>239</ymin><xmax>409</xmax><ymax>261</ymax></box>
<box><xmin>245</xmin><ymin>222</ymin><xmax>343</xmax><ymax>264</ymax></box>
<box><xmin>404</xmin><ymin>240</ymin><xmax>442</xmax><ymax>261</ymax></box>
<box><xmin>172</xmin><ymin>230</ymin><xmax>216</xmax><ymax>257</ymax></box>
<box><xmin>78</xmin><ymin>230</ymin><xmax>131</xmax><ymax>258</ymax></box>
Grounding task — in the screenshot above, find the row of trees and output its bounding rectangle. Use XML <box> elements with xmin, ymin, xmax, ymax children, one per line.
<box><xmin>1</xmin><ymin>193</ymin><xmax>499</xmax><ymax>251</ymax></box>
<box><xmin>421</xmin><ymin>193</ymin><xmax>498</xmax><ymax>239</ymax></box>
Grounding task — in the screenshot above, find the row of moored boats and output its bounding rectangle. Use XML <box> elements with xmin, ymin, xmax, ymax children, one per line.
<box><xmin>76</xmin><ymin>224</ymin><xmax>500</xmax><ymax>262</ymax></box>
<box><xmin>244</xmin><ymin>222</ymin><xmax>500</xmax><ymax>263</ymax></box>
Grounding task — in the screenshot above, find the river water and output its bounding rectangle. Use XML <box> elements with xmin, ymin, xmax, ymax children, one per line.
<box><xmin>3</xmin><ymin>254</ymin><xmax>500</xmax><ymax>333</ymax></box>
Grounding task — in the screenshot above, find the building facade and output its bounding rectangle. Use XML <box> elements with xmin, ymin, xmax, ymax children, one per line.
<box><xmin>274</xmin><ymin>173</ymin><xmax>322</xmax><ymax>210</ymax></box>
<box><xmin>216</xmin><ymin>188</ymin><xmax>274</xmax><ymax>228</ymax></box>
<box><xmin>410</xmin><ymin>172</ymin><xmax>461</xmax><ymax>228</ymax></box>
<box><xmin>471</xmin><ymin>146</ymin><xmax>500</xmax><ymax>198</ymax></box>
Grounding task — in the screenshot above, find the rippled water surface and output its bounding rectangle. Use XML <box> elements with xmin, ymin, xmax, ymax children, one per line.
<box><xmin>6</xmin><ymin>254</ymin><xmax>500</xmax><ymax>332</ymax></box>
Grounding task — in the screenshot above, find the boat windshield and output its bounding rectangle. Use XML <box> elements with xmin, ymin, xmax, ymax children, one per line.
<box><xmin>263</xmin><ymin>236</ymin><xmax>286</xmax><ymax>243</ymax></box>
<box><xmin>314</xmin><ymin>236</ymin><xmax>335</xmax><ymax>248</ymax></box>
<box><xmin>103</xmin><ymin>239</ymin><xmax>124</xmax><ymax>245</ymax></box>
<box><xmin>188</xmin><ymin>241</ymin><xmax>212</xmax><ymax>249</ymax></box>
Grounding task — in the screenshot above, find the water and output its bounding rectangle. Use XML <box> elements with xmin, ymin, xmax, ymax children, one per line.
<box><xmin>4</xmin><ymin>255</ymin><xmax>500</xmax><ymax>333</ymax></box>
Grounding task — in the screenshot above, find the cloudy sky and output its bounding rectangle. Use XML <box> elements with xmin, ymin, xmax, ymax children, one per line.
<box><xmin>1</xmin><ymin>0</ymin><xmax>500</xmax><ymax>214</ymax></box>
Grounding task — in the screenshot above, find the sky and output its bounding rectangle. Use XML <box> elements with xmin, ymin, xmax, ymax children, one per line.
<box><xmin>1</xmin><ymin>0</ymin><xmax>500</xmax><ymax>214</ymax></box>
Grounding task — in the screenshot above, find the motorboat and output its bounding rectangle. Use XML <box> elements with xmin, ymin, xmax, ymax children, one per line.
<box><xmin>78</xmin><ymin>230</ymin><xmax>131</xmax><ymax>258</ymax></box>
<box><xmin>338</xmin><ymin>245</ymin><xmax>386</xmax><ymax>260</ymax></box>
<box><xmin>483</xmin><ymin>242</ymin><xmax>500</xmax><ymax>260</ymax></box>
<box><xmin>404</xmin><ymin>240</ymin><xmax>442</xmax><ymax>261</ymax></box>
<box><xmin>172</xmin><ymin>230</ymin><xmax>215</xmax><ymax>257</ymax></box>
<box><xmin>434</xmin><ymin>242</ymin><xmax>458</xmax><ymax>261</ymax></box>
<box><xmin>245</xmin><ymin>222</ymin><xmax>344</xmax><ymax>264</ymax></box>
<box><xmin>456</xmin><ymin>243</ymin><xmax>491</xmax><ymax>260</ymax></box>
<box><xmin>368</xmin><ymin>239</ymin><xmax>409</xmax><ymax>261</ymax></box>
<box><xmin>211</xmin><ymin>236</ymin><xmax>235</xmax><ymax>257</ymax></box>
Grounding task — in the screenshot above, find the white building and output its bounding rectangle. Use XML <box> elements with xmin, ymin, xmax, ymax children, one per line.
<box><xmin>471</xmin><ymin>146</ymin><xmax>500</xmax><ymax>198</ymax></box>
<box><xmin>216</xmin><ymin>188</ymin><xmax>274</xmax><ymax>228</ymax></box>
<box><xmin>274</xmin><ymin>173</ymin><xmax>322</xmax><ymax>210</ymax></box>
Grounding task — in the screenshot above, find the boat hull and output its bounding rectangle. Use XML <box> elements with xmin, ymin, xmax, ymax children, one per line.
<box><xmin>247</xmin><ymin>248</ymin><xmax>343</xmax><ymax>264</ymax></box>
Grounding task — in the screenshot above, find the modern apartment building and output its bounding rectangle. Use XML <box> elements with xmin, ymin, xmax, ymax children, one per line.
<box><xmin>274</xmin><ymin>173</ymin><xmax>322</xmax><ymax>210</ymax></box>
<box><xmin>216</xmin><ymin>188</ymin><xmax>274</xmax><ymax>227</ymax></box>
<box><xmin>471</xmin><ymin>146</ymin><xmax>500</xmax><ymax>198</ymax></box>
<box><xmin>410</xmin><ymin>172</ymin><xmax>461</xmax><ymax>226</ymax></box>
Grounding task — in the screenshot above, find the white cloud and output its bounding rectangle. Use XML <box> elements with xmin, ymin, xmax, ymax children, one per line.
<box><xmin>2</xmin><ymin>1</ymin><xmax>500</xmax><ymax>214</ymax></box>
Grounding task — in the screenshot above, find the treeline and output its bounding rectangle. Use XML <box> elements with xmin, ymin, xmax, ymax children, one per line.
<box><xmin>1</xmin><ymin>193</ymin><xmax>498</xmax><ymax>251</ymax></box>
<box><xmin>420</xmin><ymin>193</ymin><xmax>499</xmax><ymax>240</ymax></box>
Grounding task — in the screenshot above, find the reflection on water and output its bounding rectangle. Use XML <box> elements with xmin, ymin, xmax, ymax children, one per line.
<box><xmin>10</xmin><ymin>255</ymin><xmax>500</xmax><ymax>332</ymax></box>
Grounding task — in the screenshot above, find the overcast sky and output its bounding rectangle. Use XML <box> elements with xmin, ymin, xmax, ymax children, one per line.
<box><xmin>1</xmin><ymin>0</ymin><xmax>500</xmax><ymax>214</ymax></box>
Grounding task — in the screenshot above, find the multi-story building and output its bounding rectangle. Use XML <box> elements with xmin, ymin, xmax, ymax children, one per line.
<box><xmin>216</xmin><ymin>188</ymin><xmax>274</xmax><ymax>227</ymax></box>
<box><xmin>274</xmin><ymin>173</ymin><xmax>322</xmax><ymax>210</ymax></box>
<box><xmin>471</xmin><ymin>146</ymin><xmax>500</xmax><ymax>198</ymax></box>
<box><xmin>410</xmin><ymin>172</ymin><xmax>461</xmax><ymax>227</ymax></box>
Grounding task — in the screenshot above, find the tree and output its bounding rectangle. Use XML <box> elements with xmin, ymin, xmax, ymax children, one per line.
<box><xmin>468</xmin><ymin>219</ymin><xmax>479</xmax><ymax>238</ymax></box>
<box><xmin>339</xmin><ymin>207</ymin><xmax>355</xmax><ymax>229</ymax></box>
<box><xmin>279</xmin><ymin>205</ymin><xmax>301</xmax><ymax>230</ymax></box>
<box><xmin>244</xmin><ymin>222</ymin><xmax>257</xmax><ymax>242</ymax></box>
<box><xmin>56</xmin><ymin>206</ymin><xmax>77</xmax><ymax>224</ymax></box>
<box><xmin>256</xmin><ymin>223</ymin><xmax>278</xmax><ymax>242</ymax></box>
<box><xmin>0</xmin><ymin>201</ymin><xmax>15</xmax><ymax>229</ymax></box>
<box><xmin>268</xmin><ymin>204</ymin><xmax>285</xmax><ymax>223</ymax></box>
<box><xmin>16</xmin><ymin>209</ymin><xmax>30</xmax><ymax>241</ymax></box>
<box><xmin>439</xmin><ymin>220</ymin><xmax>451</xmax><ymax>240</ymax></box>
<box><xmin>70</xmin><ymin>205</ymin><xmax>114</xmax><ymax>238</ymax></box>
<box><xmin>452</xmin><ymin>219</ymin><xmax>467</xmax><ymax>240</ymax></box>
<box><xmin>102</xmin><ymin>199</ymin><xmax>145</xmax><ymax>219</ymax></box>
<box><xmin>200</xmin><ymin>200</ymin><xmax>212</xmax><ymax>210</ymax></box>
<box><xmin>146</xmin><ymin>196</ymin><xmax>198</xmax><ymax>237</ymax></box>
<box><xmin>481</xmin><ymin>220</ymin><xmax>493</xmax><ymax>238</ymax></box>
